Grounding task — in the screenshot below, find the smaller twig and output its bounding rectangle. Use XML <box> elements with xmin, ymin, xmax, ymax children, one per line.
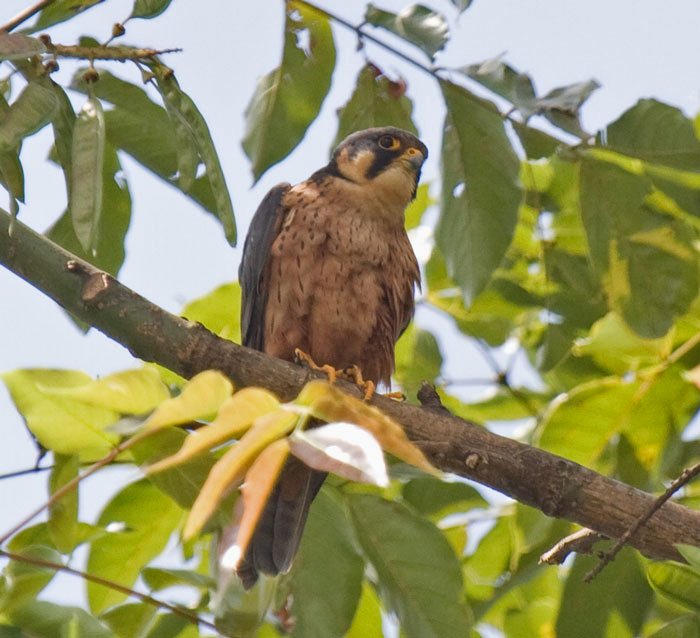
<box><xmin>0</xmin><ymin>464</ymin><xmax>53</xmax><ymax>481</ymax></box>
<box><xmin>540</xmin><ymin>528</ymin><xmax>606</xmax><ymax>565</ymax></box>
<box><xmin>0</xmin><ymin>0</ymin><xmax>56</xmax><ymax>33</ymax></box>
<box><xmin>473</xmin><ymin>339</ymin><xmax>540</xmax><ymax>417</ymax></box>
<box><xmin>439</xmin><ymin>376</ymin><xmax>497</xmax><ymax>387</ymax></box>
<box><xmin>46</xmin><ymin>43</ymin><xmax>182</xmax><ymax>62</ymax></box>
<box><xmin>585</xmin><ymin>461</ymin><xmax>700</xmax><ymax>582</ymax></box>
<box><xmin>0</xmin><ymin>549</ymin><xmax>217</xmax><ymax>631</ymax></box>
<box><xmin>0</xmin><ymin>428</ymin><xmax>157</xmax><ymax>546</ymax></box>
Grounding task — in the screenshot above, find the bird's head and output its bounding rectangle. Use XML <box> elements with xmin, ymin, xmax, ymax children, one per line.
<box><xmin>329</xmin><ymin>127</ymin><xmax>428</xmax><ymax>209</ymax></box>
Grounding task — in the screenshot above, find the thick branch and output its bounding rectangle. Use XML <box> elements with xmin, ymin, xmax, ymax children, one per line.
<box><xmin>2</xmin><ymin>208</ymin><xmax>700</xmax><ymax>562</ymax></box>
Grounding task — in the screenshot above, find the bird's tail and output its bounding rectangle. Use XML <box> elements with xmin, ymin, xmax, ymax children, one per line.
<box><xmin>237</xmin><ymin>456</ymin><xmax>326</xmax><ymax>589</ymax></box>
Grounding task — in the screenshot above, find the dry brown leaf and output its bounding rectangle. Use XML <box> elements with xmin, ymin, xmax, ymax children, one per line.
<box><xmin>219</xmin><ymin>438</ymin><xmax>290</xmax><ymax>570</ymax></box>
<box><xmin>297</xmin><ymin>380</ymin><xmax>439</xmax><ymax>476</ymax></box>
<box><xmin>183</xmin><ymin>409</ymin><xmax>297</xmax><ymax>539</ymax></box>
<box><xmin>289</xmin><ymin>422</ymin><xmax>389</xmax><ymax>486</ymax></box>
<box><xmin>146</xmin><ymin>387</ymin><xmax>280</xmax><ymax>475</ymax></box>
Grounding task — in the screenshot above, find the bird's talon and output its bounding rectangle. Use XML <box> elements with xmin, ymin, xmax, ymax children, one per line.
<box><xmin>343</xmin><ymin>365</ymin><xmax>375</xmax><ymax>401</ymax></box>
<box><xmin>383</xmin><ymin>391</ymin><xmax>406</xmax><ymax>401</ymax></box>
<box><xmin>294</xmin><ymin>348</ymin><xmax>339</xmax><ymax>384</ymax></box>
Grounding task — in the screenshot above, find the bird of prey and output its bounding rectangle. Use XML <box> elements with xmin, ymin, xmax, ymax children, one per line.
<box><xmin>236</xmin><ymin>126</ymin><xmax>428</xmax><ymax>588</ymax></box>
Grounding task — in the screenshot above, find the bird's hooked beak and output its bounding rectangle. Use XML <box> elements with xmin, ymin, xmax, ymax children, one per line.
<box><xmin>405</xmin><ymin>146</ymin><xmax>426</xmax><ymax>171</ymax></box>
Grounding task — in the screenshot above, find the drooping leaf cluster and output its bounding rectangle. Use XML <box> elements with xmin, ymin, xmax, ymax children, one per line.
<box><xmin>2</xmin><ymin>1</ymin><xmax>700</xmax><ymax>637</ymax></box>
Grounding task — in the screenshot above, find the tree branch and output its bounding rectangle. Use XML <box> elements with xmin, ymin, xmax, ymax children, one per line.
<box><xmin>2</xmin><ymin>207</ymin><xmax>700</xmax><ymax>563</ymax></box>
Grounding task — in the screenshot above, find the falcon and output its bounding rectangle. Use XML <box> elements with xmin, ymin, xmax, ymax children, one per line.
<box><xmin>236</xmin><ymin>126</ymin><xmax>428</xmax><ymax>588</ymax></box>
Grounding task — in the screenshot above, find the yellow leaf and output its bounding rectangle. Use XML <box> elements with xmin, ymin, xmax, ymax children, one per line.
<box><xmin>297</xmin><ymin>381</ymin><xmax>439</xmax><ymax>476</ymax></box>
<box><xmin>146</xmin><ymin>387</ymin><xmax>280</xmax><ymax>474</ymax></box>
<box><xmin>1</xmin><ymin>368</ymin><xmax>119</xmax><ymax>457</ymax></box>
<box><xmin>221</xmin><ymin>438</ymin><xmax>290</xmax><ymax>569</ymax></box>
<box><xmin>143</xmin><ymin>370</ymin><xmax>233</xmax><ymax>430</ymax></box>
<box><xmin>38</xmin><ymin>367</ymin><xmax>170</xmax><ymax>414</ymax></box>
<box><xmin>183</xmin><ymin>410</ymin><xmax>298</xmax><ymax>539</ymax></box>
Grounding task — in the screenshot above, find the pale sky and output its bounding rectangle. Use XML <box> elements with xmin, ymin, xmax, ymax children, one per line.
<box><xmin>1</xmin><ymin>0</ymin><xmax>699</xmax><ymax>607</ymax></box>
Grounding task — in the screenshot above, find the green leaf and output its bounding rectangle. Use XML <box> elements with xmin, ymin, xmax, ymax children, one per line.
<box><xmin>648</xmin><ymin>613</ymin><xmax>700</xmax><ymax>638</ymax></box>
<box><xmin>28</xmin><ymin>0</ymin><xmax>104</xmax><ymax>32</ymax></box>
<box><xmin>0</xmin><ymin>33</ymin><xmax>46</xmax><ymax>60</ymax></box>
<box><xmin>436</xmin><ymin>82</ymin><xmax>522</xmax><ymax>304</ymax></box>
<box><xmin>143</xmin><ymin>613</ymin><xmax>197</xmax><ymax>638</ymax></box>
<box><xmin>441</xmin><ymin>389</ymin><xmax>546</xmax><ymax>423</ymax></box>
<box><xmin>459</xmin><ymin>55</ymin><xmax>537</xmax><ymax>118</ymax></box>
<box><xmin>605</xmin><ymin>99</ymin><xmax>700</xmax><ymax>171</ymax></box>
<box><xmin>48</xmin><ymin>454</ymin><xmax>80</xmax><ymax>553</ymax></box>
<box><xmin>405</xmin><ymin>182</ymin><xmax>435</xmax><ymax>229</ymax></box>
<box><xmin>573</xmin><ymin>312</ymin><xmax>672</xmax><ymax>374</ymax></box>
<box><xmin>556</xmin><ymin>551</ymin><xmax>652</xmax><ymax>638</ymax></box>
<box><xmin>47</xmin><ymin>80</ymin><xmax>77</xmax><ymax>190</ymax></box>
<box><xmin>214</xmin><ymin>577</ymin><xmax>276</xmax><ymax>638</ymax></box>
<box><xmin>140</xmin><ymin>567</ymin><xmax>214</xmax><ymax>592</ymax></box>
<box><xmin>100</xmin><ymin>602</ymin><xmax>156</xmax><ymax>638</ymax></box>
<box><xmin>463</xmin><ymin>517</ymin><xmax>512</xmax><ymax>602</ymax></box>
<box><xmin>149</xmin><ymin>67</ymin><xmax>236</xmax><ymax>244</ymax></box>
<box><xmin>291</xmin><ymin>488</ymin><xmax>365</xmax><ymax>638</ymax></box>
<box><xmin>8</xmin><ymin>600</ymin><xmax>112</xmax><ymax>637</ymax></box>
<box><xmin>242</xmin><ymin>0</ymin><xmax>335</xmax><ymax>181</ymax></box>
<box><xmin>394</xmin><ymin>324</ymin><xmax>443</xmax><ymax>400</ymax></box>
<box><xmin>346</xmin><ymin>582</ymin><xmax>383</xmax><ymax>637</ymax></box>
<box><xmin>40</xmin><ymin>367</ymin><xmax>169</xmax><ymax>414</ymax></box>
<box><xmin>130</xmin><ymin>0</ymin><xmax>173</xmax><ymax>19</ymax></box>
<box><xmin>678</xmin><ymin>545</ymin><xmax>700</xmax><ymax>570</ymax></box>
<box><xmin>449</xmin><ymin>0</ymin><xmax>473</xmax><ymax>12</ymax></box>
<box><xmin>537</xmin><ymin>80</ymin><xmax>600</xmax><ymax>137</ymax></box>
<box><xmin>9</xmin><ymin>521</ymin><xmax>107</xmax><ymax>554</ymax></box>
<box><xmin>348</xmin><ymin>493</ymin><xmax>472</xmax><ymax>638</ymax></box>
<box><xmin>402</xmin><ymin>476</ymin><xmax>487</xmax><ymax>518</ymax></box>
<box><xmin>48</xmin><ymin>140</ymin><xmax>131</xmax><ymax>277</ymax></box>
<box><xmin>0</xmin><ymin>81</ymin><xmax>57</xmax><ymax>150</ymax></box>
<box><xmin>537</xmin><ymin>377</ymin><xmax>636</xmax><ymax>467</ymax></box>
<box><xmin>0</xmin><ymin>546</ymin><xmax>62</xmax><ymax>611</ymax></box>
<box><xmin>0</xmin><ymin>148</ymin><xmax>24</xmax><ymax>204</ymax></box>
<box><xmin>87</xmin><ymin>479</ymin><xmax>183</xmax><ymax>613</ymax></box>
<box><xmin>333</xmin><ymin>64</ymin><xmax>418</xmax><ymax>150</ymax></box>
<box><xmin>71</xmin><ymin>69</ymin><xmax>221</xmax><ymax>223</ymax></box>
<box><xmin>70</xmin><ymin>95</ymin><xmax>105</xmax><ymax>254</ymax></box>
<box><xmin>648</xmin><ymin>562</ymin><xmax>700</xmax><ymax>612</ymax></box>
<box><xmin>1</xmin><ymin>369</ymin><xmax>119</xmax><ymax>457</ymax></box>
<box><xmin>365</xmin><ymin>4</ymin><xmax>448</xmax><ymax>60</ymax></box>
<box><xmin>512</xmin><ymin>121</ymin><xmax>563</xmax><ymax>159</ymax></box>
<box><xmin>181</xmin><ymin>281</ymin><xmax>241</xmax><ymax>342</ymax></box>
<box><xmin>131</xmin><ymin>428</ymin><xmax>218</xmax><ymax>509</ymax></box>
<box><xmin>580</xmin><ymin>157</ymin><xmax>699</xmax><ymax>337</ymax></box>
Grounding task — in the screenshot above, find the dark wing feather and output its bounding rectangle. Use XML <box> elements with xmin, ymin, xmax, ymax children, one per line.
<box><xmin>239</xmin><ymin>183</ymin><xmax>291</xmax><ymax>350</ymax></box>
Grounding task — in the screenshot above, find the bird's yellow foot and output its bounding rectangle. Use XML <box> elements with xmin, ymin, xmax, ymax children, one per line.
<box><xmin>383</xmin><ymin>391</ymin><xmax>406</xmax><ymax>401</ymax></box>
<box><xmin>343</xmin><ymin>365</ymin><xmax>376</xmax><ymax>401</ymax></box>
<box><xmin>294</xmin><ymin>348</ymin><xmax>339</xmax><ymax>384</ymax></box>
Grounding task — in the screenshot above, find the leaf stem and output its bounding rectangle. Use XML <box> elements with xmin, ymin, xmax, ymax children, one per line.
<box><xmin>0</xmin><ymin>429</ymin><xmax>155</xmax><ymax>546</ymax></box>
<box><xmin>47</xmin><ymin>43</ymin><xmax>182</xmax><ymax>61</ymax></box>
<box><xmin>0</xmin><ymin>548</ymin><xmax>218</xmax><ymax>631</ymax></box>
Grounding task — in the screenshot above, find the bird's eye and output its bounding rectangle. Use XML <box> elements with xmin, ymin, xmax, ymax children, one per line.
<box><xmin>378</xmin><ymin>135</ymin><xmax>398</xmax><ymax>150</ymax></box>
